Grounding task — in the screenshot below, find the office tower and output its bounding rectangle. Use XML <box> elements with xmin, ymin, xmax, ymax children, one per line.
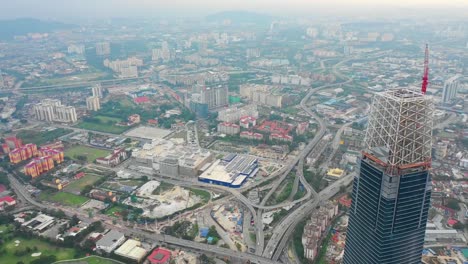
<box><xmin>343</xmin><ymin>88</ymin><xmax>434</xmax><ymax>264</ymax></box>
<box><xmin>442</xmin><ymin>75</ymin><xmax>461</xmax><ymax>103</ymax></box>
<box><xmin>92</xmin><ymin>84</ymin><xmax>103</xmax><ymax>98</ymax></box>
<box><xmin>96</xmin><ymin>42</ymin><xmax>111</xmax><ymax>56</ymax></box>
<box><xmin>86</xmin><ymin>96</ymin><xmax>101</xmax><ymax>111</ymax></box>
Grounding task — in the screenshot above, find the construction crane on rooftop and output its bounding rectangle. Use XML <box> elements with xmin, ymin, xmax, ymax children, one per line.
<box><xmin>421</xmin><ymin>44</ymin><xmax>429</xmax><ymax>94</ymax></box>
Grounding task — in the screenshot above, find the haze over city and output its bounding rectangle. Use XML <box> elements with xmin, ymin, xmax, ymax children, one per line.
<box><xmin>0</xmin><ymin>1</ymin><xmax>466</xmax><ymax>264</ymax></box>
<box><xmin>0</xmin><ymin>0</ymin><xmax>468</xmax><ymax>19</ymax></box>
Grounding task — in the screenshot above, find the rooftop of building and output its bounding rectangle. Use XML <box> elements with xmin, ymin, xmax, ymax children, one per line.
<box><xmin>148</xmin><ymin>248</ymin><xmax>171</xmax><ymax>264</ymax></box>
<box><xmin>114</xmin><ymin>239</ymin><xmax>147</xmax><ymax>260</ymax></box>
<box><xmin>96</xmin><ymin>230</ymin><xmax>125</xmax><ymax>247</ymax></box>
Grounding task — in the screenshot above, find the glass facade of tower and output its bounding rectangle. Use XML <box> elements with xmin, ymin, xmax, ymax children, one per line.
<box><xmin>343</xmin><ymin>158</ymin><xmax>431</xmax><ymax>264</ymax></box>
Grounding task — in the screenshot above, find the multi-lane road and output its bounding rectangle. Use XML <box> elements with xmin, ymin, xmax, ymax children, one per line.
<box><xmin>262</xmin><ymin>59</ymin><xmax>355</xmax><ymax>260</ymax></box>
<box><xmin>7</xmin><ymin>174</ymin><xmax>280</xmax><ymax>264</ymax></box>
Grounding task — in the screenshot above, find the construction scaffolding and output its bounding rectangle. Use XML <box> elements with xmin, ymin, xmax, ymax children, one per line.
<box><xmin>364</xmin><ymin>88</ymin><xmax>434</xmax><ymax>175</ymax></box>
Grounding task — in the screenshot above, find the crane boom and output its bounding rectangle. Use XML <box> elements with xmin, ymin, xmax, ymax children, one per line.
<box><xmin>421</xmin><ymin>44</ymin><xmax>429</xmax><ymax>94</ymax></box>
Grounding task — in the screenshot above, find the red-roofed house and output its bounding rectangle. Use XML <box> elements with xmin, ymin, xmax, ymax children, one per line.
<box><xmin>447</xmin><ymin>218</ymin><xmax>458</xmax><ymax>227</ymax></box>
<box><xmin>339</xmin><ymin>195</ymin><xmax>352</xmax><ymax>208</ymax></box>
<box><xmin>75</xmin><ymin>172</ymin><xmax>85</xmax><ymax>179</ymax></box>
<box><xmin>0</xmin><ymin>196</ymin><xmax>16</xmax><ymax>207</ymax></box>
<box><xmin>147</xmin><ymin>119</ymin><xmax>158</xmax><ymax>125</ymax></box>
<box><xmin>147</xmin><ymin>248</ymin><xmax>171</xmax><ymax>264</ymax></box>
<box><xmin>134</xmin><ymin>96</ymin><xmax>150</xmax><ymax>104</ymax></box>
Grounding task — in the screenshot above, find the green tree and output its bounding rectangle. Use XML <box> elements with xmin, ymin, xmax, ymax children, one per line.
<box><xmin>70</xmin><ymin>214</ymin><xmax>80</xmax><ymax>226</ymax></box>
<box><xmin>446</xmin><ymin>198</ymin><xmax>461</xmax><ymax>211</ymax></box>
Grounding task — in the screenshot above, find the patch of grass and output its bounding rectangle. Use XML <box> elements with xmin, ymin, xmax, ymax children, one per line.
<box><xmin>17</xmin><ymin>128</ymin><xmax>73</xmax><ymax>145</ymax></box>
<box><xmin>271</xmin><ymin>209</ymin><xmax>289</xmax><ymax>225</ymax></box>
<box><xmin>275</xmin><ymin>178</ymin><xmax>294</xmax><ymax>203</ymax></box>
<box><xmin>189</xmin><ymin>188</ymin><xmax>211</xmax><ymax>203</ymax></box>
<box><xmin>39</xmin><ymin>191</ymin><xmax>89</xmax><ymax>207</ymax></box>
<box><xmin>249</xmin><ymin>232</ymin><xmax>256</xmax><ymax>243</ymax></box>
<box><xmin>152</xmin><ymin>182</ymin><xmax>174</xmax><ymax>195</ymax></box>
<box><xmin>0</xmin><ymin>237</ymin><xmax>76</xmax><ymax>264</ymax></box>
<box><xmin>75</xmin><ymin>115</ymin><xmax>130</xmax><ymax>134</ymax></box>
<box><xmin>293</xmin><ymin>187</ymin><xmax>306</xmax><ymax>200</ymax></box>
<box><xmin>304</xmin><ymin>168</ymin><xmax>326</xmax><ymax>191</ymax></box>
<box><xmin>65</xmin><ymin>145</ymin><xmax>109</xmax><ymax>162</ymax></box>
<box><xmin>116</xmin><ymin>97</ymin><xmax>135</xmax><ymax>108</ymax></box>
<box><xmin>64</xmin><ymin>174</ymin><xmax>104</xmax><ymax>193</ymax></box>
<box><xmin>0</xmin><ymin>224</ymin><xmax>13</xmax><ymax>233</ymax></box>
<box><xmin>105</xmin><ymin>205</ymin><xmax>126</xmax><ymax>217</ymax></box>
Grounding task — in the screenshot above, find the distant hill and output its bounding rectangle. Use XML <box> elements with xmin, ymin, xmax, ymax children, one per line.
<box><xmin>0</xmin><ymin>18</ymin><xmax>76</xmax><ymax>40</ymax></box>
<box><xmin>206</xmin><ymin>11</ymin><xmax>272</xmax><ymax>25</ymax></box>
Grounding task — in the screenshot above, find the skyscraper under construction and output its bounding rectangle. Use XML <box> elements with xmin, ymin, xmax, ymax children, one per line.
<box><xmin>343</xmin><ymin>88</ymin><xmax>434</xmax><ymax>264</ymax></box>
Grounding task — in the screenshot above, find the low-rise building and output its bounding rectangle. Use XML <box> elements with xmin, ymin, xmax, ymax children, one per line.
<box><xmin>326</xmin><ymin>168</ymin><xmax>345</xmax><ymax>180</ymax></box>
<box><xmin>96</xmin><ymin>230</ymin><xmax>126</xmax><ymax>253</ymax></box>
<box><xmin>270</xmin><ymin>133</ymin><xmax>293</xmax><ymax>142</ymax></box>
<box><xmin>240</xmin><ymin>131</ymin><xmax>263</xmax><ymax>140</ymax></box>
<box><xmin>96</xmin><ymin>148</ymin><xmax>128</xmax><ymax>167</ymax></box>
<box><xmin>217</xmin><ymin>122</ymin><xmax>240</xmax><ymax>135</ymax></box>
<box><xmin>22</xmin><ymin>214</ymin><xmax>55</xmax><ymax>232</ymax></box>
<box><xmin>198</xmin><ymin>154</ymin><xmax>258</xmax><ymax>188</ymax></box>
<box><xmin>147</xmin><ymin>248</ymin><xmax>172</xmax><ymax>264</ymax></box>
<box><xmin>128</xmin><ymin>114</ymin><xmax>141</xmax><ymax>125</ymax></box>
<box><xmin>114</xmin><ymin>239</ymin><xmax>148</xmax><ymax>262</ymax></box>
<box><xmin>0</xmin><ymin>196</ymin><xmax>16</xmax><ymax>209</ymax></box>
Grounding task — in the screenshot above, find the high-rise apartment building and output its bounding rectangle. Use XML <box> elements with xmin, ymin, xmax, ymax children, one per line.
<box><xmin>86</xmin><ymin>96</ymin><xmax>101</xmax><ymax>111</ymax></box>
<box><xmin>92</xmin><ymin>84</ymin><xmax>103</xmax><ymax>98</ymax></box>
<box><xmin>68</xmin><ymin>44</ymin><xmax>85</xmax><ymax>55</ymax></box>
<box><xmin>343</xmin><ymin>88</ymin><xmax>434</xmax><ymax>264</ymax></box>
<box><xmin>442</xmin><ymin>75</ymin><xmax>461</xmax><ymax>103</ymax></box>
<box><xmin>0</xmin><ymin>70</ymin><xmax>5</xmax><ymax>89</ymax></box>
<box><xmin>55</xmin><ymin>105</ymin><xmax>77</xmax><ymax>123</ymax></box>
<box><xmin>96</xmin><ymin>42</ymin><xmax>111</xmax><ymax>56</ymax></box>
<box><xmin>33</xmin><ymin>99</ymin><xmax>77</xmax><ymax>123</ymax></box>
<box><xmin>199</xmin><ymin>85</ymin><xmax>228</xmax><ymax>109</ymax></box>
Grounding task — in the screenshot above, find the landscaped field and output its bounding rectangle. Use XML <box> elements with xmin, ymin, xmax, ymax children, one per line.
<box><xmin>54</xmin><ymin>255</ymin><xmax>124</xmax><ymax>264</ymax></box>
<box><xmin>75</xmin><ymin>115</ymin><xmax>129</xmax><ymax>134</ymax></box>
<box><xmin>17</xmin><ymin>128</ymin><xmax>73</xmax><ymax>145</ymax></box>
<box><xmin>39</xmin><ymin>191</ymin><xmax>89</xmax><ymax>207</ymax></box>
<box><xmin>64</xmin><ymin>174</ymin><xmax>104</xmax><ymax>193</ymax></box>
<box><xmin>65</xmin><ymin>145</ymin><xmax>109</xmax><ymax>162</ymax></box>
<box><xmin>105</xmin><ymin>205</ymin><xmax>126</xmax><ymax>217</ymax></box>
<box><xmin>0</xmin><ymin>236</ymin><xmax>76</xmax><ymax>264</ymax></box>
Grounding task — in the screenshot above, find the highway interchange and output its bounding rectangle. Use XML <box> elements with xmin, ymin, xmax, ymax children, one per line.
<box><xmin>5</xmin><ymin>58</ymin><xmax>362</xmax><ymax>263</ymax></box>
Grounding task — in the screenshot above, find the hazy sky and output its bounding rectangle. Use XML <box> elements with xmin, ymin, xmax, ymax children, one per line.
<box><xmin>1</xmin><ymin>0</ymin><xmax>467</xmax><ymax>20</ymax></box>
